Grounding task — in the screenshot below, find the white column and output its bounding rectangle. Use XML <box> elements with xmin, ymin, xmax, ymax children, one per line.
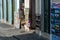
<box><xmin>35</xmin><ymin>0</ymin><xmax>39</xmax><ymax>15</ymax></box>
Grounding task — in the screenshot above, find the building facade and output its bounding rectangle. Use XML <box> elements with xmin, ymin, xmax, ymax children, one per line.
<box><xmin>0</xmin><ymin>0</ymin><xmax>41</xmax><ymax>30</ymax></box>
<box><xmin>0</xmin><ymin>0</ymin><xmax>19</xmax><ymax>25</ymax></box>
<box><xmin>0</xmin><ymin>0</ymin><xmax>41</xmax><ymax>29</ymax></box>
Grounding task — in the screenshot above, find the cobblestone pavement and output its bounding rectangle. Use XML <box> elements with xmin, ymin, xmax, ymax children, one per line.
<box><xmin>0</xmin><ymin>33</ymin><xmax>49</xmax><ymax>40</ymax></box>
<box><xmin>0</xmin><ymin>22</ymin><xmax>49</xmax><ymax>40</ymax></box>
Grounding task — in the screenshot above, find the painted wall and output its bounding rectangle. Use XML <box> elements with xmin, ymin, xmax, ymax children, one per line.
<box><xmin>0</xmin><ymin>0</ymin><xmax>2</xmax><ymax>21</ymax></box>
<box><xmin>8</xmin><ymin>0</ymin><xmax>12</xmax><ymax>24</ymax></box>
<box><xmin>3</xmin><ymin>0</ymin><xmax>6</xmax><ymax>22</ymax></box>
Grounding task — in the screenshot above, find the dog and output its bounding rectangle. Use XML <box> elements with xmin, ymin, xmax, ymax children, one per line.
<box><xmin>24</xmin><ymin>22</ymin><xmax>30</xmax><ymax>31</ymax></box>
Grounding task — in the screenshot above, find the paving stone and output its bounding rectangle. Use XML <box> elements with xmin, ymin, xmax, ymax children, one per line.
<box><xmin>13</xmin><ymin>33</ymin><xmax>49</xmax><ymax>40</ymax></box>
<box><xmin>0</xmin><ymin>22</ymin><xmax>49</xmax><ymax>40</ymax></box>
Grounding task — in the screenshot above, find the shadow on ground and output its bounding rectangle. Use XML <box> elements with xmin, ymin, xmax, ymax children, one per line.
<box><xmin>0</xmin><ymin>23</ymin><xmax>13</xmax><ymax>28</ymax></box>
<box><xmin>0</xmin><ymin>33</ymin><xmax>49</xmax><ymax>40</ymax></box>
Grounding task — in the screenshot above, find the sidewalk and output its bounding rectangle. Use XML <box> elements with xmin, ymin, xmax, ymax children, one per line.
<box><xmin>0</xmin><ymin>22</ymin><xmax>34</xmax><ymax>36</ymax></box>
<box><xmin>0</xmin><ymin>22</ymin><xmax>49</xmax><ymax>40</ymax></box>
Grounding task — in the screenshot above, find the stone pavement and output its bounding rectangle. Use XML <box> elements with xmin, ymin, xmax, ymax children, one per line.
<box><xmin>0</xmin><ymin>22</ymin><xmax>49</xmax><ymax>40</ymax></box>
<box><xmin>0</xmin><ymin>33</ymin><xmax>49</xmax><ymax>40</ymax></box>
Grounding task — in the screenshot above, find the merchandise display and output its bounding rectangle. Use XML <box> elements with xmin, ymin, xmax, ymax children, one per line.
<box><xmin>50</xmin><ymin>3</ymin><xmax>60</xmax><ymax>40</ymax></box>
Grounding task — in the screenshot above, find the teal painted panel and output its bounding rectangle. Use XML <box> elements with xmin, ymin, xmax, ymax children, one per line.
<box><xmin>0</xmin><ymin>0</ymin><xmax>2</xmax><ymax>20</ymax></box>
<box><xmin>0</xmin><ymin>0</ymin><xmax>2</xmax><ymax>21</ymax></box>
<box><xmin>8</xmin><ymin>0</ymin><xmax>12</xmax><ymax>24</ymax></box>
<box><xmin>0</xmin><ymin>6</ymin><xmax>1</xmax><ymax>20</ymax></box>
<box><xmin>4</xmin><ymin>0</ymin><xmax>6</xmax><ymax>21</ymax></box>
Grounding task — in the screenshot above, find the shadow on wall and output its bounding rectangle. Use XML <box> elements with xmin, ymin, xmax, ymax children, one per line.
<box><xmin>0</xmin><ymin>33</ymin><xmax>49</xmax><ymax>40</ymax></box>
